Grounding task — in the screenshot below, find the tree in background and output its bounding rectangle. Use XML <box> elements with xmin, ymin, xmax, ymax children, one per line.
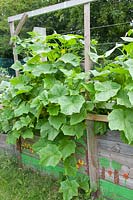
<box><xmin>0</xmin><ymin>0</ymin><xmax>132</xmax><ymax>58</ymax></box>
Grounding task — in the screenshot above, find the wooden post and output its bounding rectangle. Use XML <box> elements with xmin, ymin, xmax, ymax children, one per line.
<box><xmin>9</xmin><ymin>15</ymin><xmax>28</xmax><ymax>166</ymax></box>
<box><xmin>9</xmin><ymin>21</ymin><xmax>19</xmax><ymax>76</ymax></box>
<box><xmin>84</xmin><ymin>3</ymin><xmax>91</xmax><ymax>71</ymax></box>
<box><xmin>84</xmin><ymin>3</ymin><xmax>100</xmax><ymax>198</ymax></box>
<box><xmin>9</xmin><ymin>14</ymin><xmax>28</xmax><ymax>76</ymax></box>
<box><xmin>87</xmin><ymin>120</ymin><xmax>100</xmax><ymax>198</ymax></box>
<box><xmin>33</xmin><ymin>27</ymin><xmax>46</xmax><ymax>36</ymax></box>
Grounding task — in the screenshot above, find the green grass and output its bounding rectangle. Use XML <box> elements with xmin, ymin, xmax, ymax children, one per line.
<box><xmin>0</xmin><ymin>151</ymin><xmax>107</xmax><ymax>200</ymax></box>
<box><xmin>0</xmin><ymin>152</ymin><xmax>62</xmax><ymax>200</ymax></box>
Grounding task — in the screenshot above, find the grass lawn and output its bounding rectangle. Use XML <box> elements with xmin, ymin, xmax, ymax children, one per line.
<box><xmin>0</xmin><ymin>151</ymin><xmax>107</xmax><ymax>200</ymax></box>
<box><xmin>0</xmin><ymin>152</ymin><xmax>62</xmax><ymax>200</ymax></box>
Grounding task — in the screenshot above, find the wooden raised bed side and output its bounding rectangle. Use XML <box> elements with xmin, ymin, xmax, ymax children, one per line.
<box><xmin>1</xmin><ymin>99</ymin><xmax>133</xmax><ymax>199</ymax></box>
<box><xmin>86</xmin><ymin>113</ymin><xmax>133</xmax><ymax>200</ymax></box>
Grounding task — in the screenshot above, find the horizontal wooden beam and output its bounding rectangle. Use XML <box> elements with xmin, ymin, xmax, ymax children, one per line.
<box><xmin>86</xmin><ymin>114</ymin><xmax>108</xmax><ymax>122</ymax></box>
<box><xmin>8</xmin><ymin>0</ymin><xmax>96</xmax><ymax>22</ymax></box>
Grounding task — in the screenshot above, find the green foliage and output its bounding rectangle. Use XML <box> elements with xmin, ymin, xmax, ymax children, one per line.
<box><xmin>0</xmin><ymin>33</ymin><xmax>89</xmax><ymax>200</ymax></box>
<box><xmin>0</xmin><ymin>67</ymin><xmax>10</xmax><ymax>83</ymax></box>
<box><xmin>0</xmin><ymin>0</ymin><xmax>132</xmax><ymax>57</ymax></box>
<box><xmin>89</xmin><ymin>29</ymin><xmax>133</xmax><ymax>144</ymax></box>
<box><xmin>1</xmin><ymin>30</ymin><xmax>133</xmax><ymax>199</ymax></box>
<box><xmin>59</xmin><ymin>179</ymin><xmax>79</xmax><ymax>200</ymax></box>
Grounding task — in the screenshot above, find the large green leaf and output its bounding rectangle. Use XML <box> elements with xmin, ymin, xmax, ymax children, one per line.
<box><xmin>61</xmin><ymin>123</ymin><xmax>85</xmax><ymax>139</ymax></box>
<box><xmin>108</xmin><ymin>109</ymin><xmax>125</xmax><ymax>131</ymax></box>
<box><xmin>10</xmin><ymin>75</ymin><xmax>30</xmax><ymax>86</ymax></box>
<box><xmin>124</xmin><ymin>59</ymin><xmax>133</xmax><ymax>79</ymax></box>
<box><xmin>95</xmin><ymin>81</ymin><xmax>121</xmax><ymax>101</ymax></box>
<box><xmin>49</xmin><ymin>84</ymin><xmax>68</xmax><ymax>103</ymax></box>
<box><xmin>32</xmin><ymin>138</ymin><xmax>49</xmax><ymax>152</ymax></box>
<box><xmin>39</xmin><ymin>144</ymin><xmax>62</xmax><ymax>167</ymax></box>
<box><xmin>128</xmin><ymin>91</ymin><xmax>133</xmax><ymax>105</ymax></box>
<box><xmin>59</xmin><ymin>53</ymin><xmax>80</xmax><ymax>67</ymax></box>
<box><xmin>64</xmin><ymin>156</ymin><xmax>77</xmax><ymax>177</ymax></box>
<box><xmin>43</xmin><ymin>75</ymin><xmax>58</xmax><ymax>89</ymax></box>
<box><xmin>6</xmin><ymin>130</ymin><xmax>20</xmax><ymax>144</ymax></box>
<box><xmin>47</xmin><ymin>104</ymin><xmax>60</xmax><ymax>116</ymax></box>
<box><xmin>117</xmin><ymin>90</ymin><xmax>132</xmax><ymax>108</ymax></box>
<box><xmin>59</xmin><ymin>139</ymin><xmax>76</xmax><ymax>160</ymax></box>
<box><xmin>59</xmin><ymin>95</ymin><xmax>85</xmax><ymax>115</ymax></box>
<box><xmin>20</xmin><ymin>116</ymin><xmax>31</xmax><ymax>126</ymax></box>
<box><xmin>70</xmin><ymin>108</ymin><xmax>87</xmax><ymax>125</ymax></box>
<box><xmin>1</xmin><ymin>120</ymin><xmax>11</xmax><ymax>132</ymax></box>
<box><xmin>108</xmin><ymin>109</ymin><xmax>133</xmax><ymax>143</ymax></box>
<box><xmin>13</xmin><ymin>116</ymin><xmax>31</xmax><ymax>131</ymax></box>
<box><xmin>11</xmin><ymin>60</ymin><xmax>23</xmax><ymax>71</ymax></box>
<box><xmin>14</xmin><ymin>102</ymin><xmax>30</xmax><ymax>117</ymax></box>
<box><xmin>59</xmin><ymin>179</ymin><xmax>79</xmax><ymax>200</ymax></box>
<box><xmin>32</xmin><ymin>63</ymin><xmax>57</xmax><ymax>76</ymax></box>
<box><xmin>16</xmin><ymin>85</ymin><xmax>33</xmax><ymax>95</ymax></box>
<box><xmin>38</xmin><ymin>90</ymin><xmax>49</xmax><ymax>106</ymax></box>
<box><xmin>48</xmin><ymin>114</ymin><xmax>66</xmax><ymax>130</ymax></box>
<box><xmin>22</xmin><ymin>128</ymin><xmax>34</xmax><ymax>139</ymax></box>
<box><xmin>1</xmin><ymin>108</ymin><xmax>14</xmax><ymax>120</ymax></box>
<box><xmin>77</xmin><ymin>175</ymin><xmax>90</xmax><ymax>191</ymax></box>
<box><xmin>40</xmin><ymin>121</ymin><xmax>59</xmax><ymax>141</ymax></box>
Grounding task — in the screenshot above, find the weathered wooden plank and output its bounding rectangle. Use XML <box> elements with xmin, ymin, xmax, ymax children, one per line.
<box><xmin>10</xmin><ymin>13</ymin><xmax>28</xmax><ymax>46</ymax></box>
<box><xmin>99</xmin><ymin>151</ymin><xmax>133</xmax><ymax>167</ymax></box>
<box><xmin>86</xmin><ymin>114</ymin><xmax>108</xmax><ymax>122</ymax></box>
<box><xmin>15</xmin><ymin>13</ymin><xmax>28</xmax><ymax>36</ymax></box>
<box><xmin>33</xmin><ymin>27</ymin><xmax>46</xmax><ymax>36</ymax></box>
<box><xmin>9</xmin><ymin>21</ymin><xmax>19</xmax><ymax>76</ymax></box>
<box><xmin>8</xmin><ymin>0</ymin><xmax>96</xmax><ymax>22</ymax></box>
<box><xmin>84</xmin><ymin>3</ymin><xmax>91</xmax><ymax>71</ymax></box>
<box><xmin>87</xmin><ymin>120</ymin><xmax>100</xmax><ymax>197</ymax></box>
<box><xmin>103</xmin><ymin>170</ymin><xmax>133</xmax><ymax>189</ymax></box>
<box><xmin>84</xmin><ymin>2</ymin><xmax>100</xmax><ymax>196</ymax></box>
<box><xmin>98</xmin><ymin>139</ymin><xmax>133</xmax><ymax>156</ymax></box>
<box><xmin>98</xmin><ymin>131</ymin><xmax>120</xmax><ymax>142</ymax></box>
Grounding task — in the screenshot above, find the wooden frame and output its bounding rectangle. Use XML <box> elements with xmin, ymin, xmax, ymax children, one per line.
<box><xmin>8</xmin><ymin>0</ymin><xmax>100</xmax><ymax>198</ymax></box>
<box><xmin>8</xmin><ymin>0</ymin><xmax>95</xmax><ymax>23</ymax></box>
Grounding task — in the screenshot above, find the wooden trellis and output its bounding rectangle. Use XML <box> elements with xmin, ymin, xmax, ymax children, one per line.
<box><xmin>8</xmin><ymin>0</ymin><xmax>100</xmax><ymax>198</ymax></box>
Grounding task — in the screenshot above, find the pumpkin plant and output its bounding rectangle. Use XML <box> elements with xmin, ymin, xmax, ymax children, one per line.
<box><xmin>88</xmin><ymin>29</ymin><xmax>133</xmax><ymax>144</ymax></box>
<box><xmin>0</xmin><ymin>33</ymin><xmax>91</xmax><ymax>200</ymax></box>
<box><xmin>0</xmin><ymin>29</ymin><xmax>133</xmax><ymax>200</ymax></box>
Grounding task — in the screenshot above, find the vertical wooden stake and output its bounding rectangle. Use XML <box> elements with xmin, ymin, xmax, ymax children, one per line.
<box><xmin>84</xmin><ymin>3</ymin><xmax>100</xmax><ymax>198</ymax></box>
<box><xmin>9</xmin><ymin>21</ymin><xmax>19</xmax><ymax>76</ymax></box>
<box><xmin>9</xmin><ymin>21</ymin><xmax>21</xmax><ymax>166</ymax></box>
<box><xmin>87</xmin><ymin>121</ymin><xmax>100</xmax><ymax>198</ymax></box>
<box><xmin>84</xmin><ymin>3</ymin><xmax>91</xmax><ymax>72</ymax></box>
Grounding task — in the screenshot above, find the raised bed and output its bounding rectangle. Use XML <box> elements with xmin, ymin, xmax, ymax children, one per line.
<box><xmin>0</xmin><ymin>114</ymin><xmax>133</xmax><ymax>200</ymax></box>
<box><xmin>87</xmin><ymin>114</ymin><xmax>133</xmax><ymax>200</ymax></box>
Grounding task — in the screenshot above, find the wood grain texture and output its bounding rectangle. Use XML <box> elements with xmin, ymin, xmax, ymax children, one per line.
<box><xmin>84</xmin><ymin>3</ymin><xmax>91</xmax><ymax>71</ymax></box>
<box><xmin>9</xmin><ymin>21</ymin><xmax>19</xmax><ymax>76</ymax></box>
<box><xmin>15</xmin><ymin>13</ymin><xmax>28</xmax><ymax>36</ymax></box>
<box><xmin>87</xmin><ymin>120</ymin><xmax>100</xmax><ymax>194</ymax></box>
<box><xmin>86</xmin><ymin>114</ymin><xmax>108</xmax><ymax>122</ymax></box>
<box><xmin>8</xmin><ymin>0</ymin><xmax>96</xmax><ymax>22</ymax></box>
